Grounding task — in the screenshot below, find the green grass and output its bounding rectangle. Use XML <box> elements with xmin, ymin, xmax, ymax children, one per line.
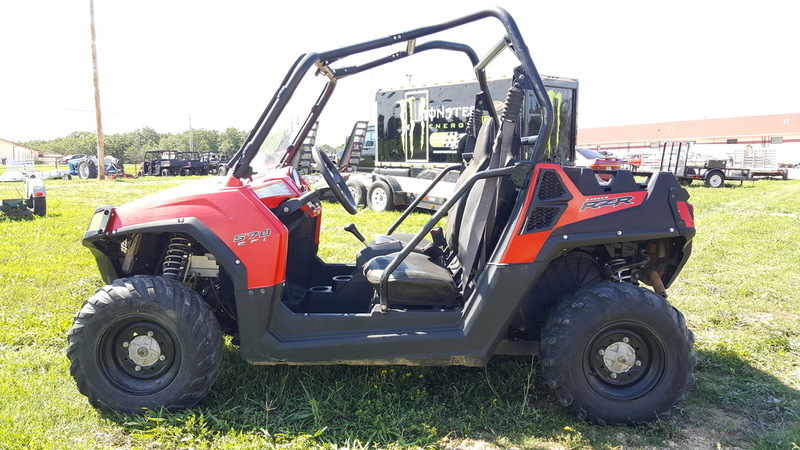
<box><xmin>0</xmin><ymin>175</ymin><xmax>799</xmax><ymax>448</ymax></box>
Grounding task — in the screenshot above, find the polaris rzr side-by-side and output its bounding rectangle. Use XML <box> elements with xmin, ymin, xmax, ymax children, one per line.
<box><xmin>67</xmin><ymin>8</ymin><xmax>696</xmax><ymax>424</ymax></box>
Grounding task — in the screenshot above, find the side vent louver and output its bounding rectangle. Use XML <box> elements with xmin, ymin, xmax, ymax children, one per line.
<box><xmin>537</xmin><ymin>170</ymin><xmax>566</xmax><ymax>201</ymax></box>
<box><xmin>525</xmin><ymin>207</ymin><xmax>560</xmax><ymax>233</ymax></box>
<box><xmin>523</xmin><ymin>169</ymin><xmax>571</xmax><ymax>234</ymax></box>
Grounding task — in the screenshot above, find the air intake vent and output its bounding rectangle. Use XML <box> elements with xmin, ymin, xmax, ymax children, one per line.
<box><xmin>537</xmin><ymin>170</ymin><xmax>567</xmax><ymax>201</ymax></box>
<box><xmin>525</xmin><ymin>207</ymin><xmax>560</xmax><ymax>233</ymax></box>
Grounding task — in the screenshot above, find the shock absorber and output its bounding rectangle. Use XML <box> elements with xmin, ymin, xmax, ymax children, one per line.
<box><xmin>470</xmin><ymin>102</ymin><xmax>482</xmax><ymax>138</ymax></box>
<box><xmin>162</xmin><ymin>235</ymin><xmax>192</xmax><ymax>281</ymax></box>
<box><xmin>500</xmin><ymin>85</ymin><xmax>524</xmax><ymax>124</ymax></box>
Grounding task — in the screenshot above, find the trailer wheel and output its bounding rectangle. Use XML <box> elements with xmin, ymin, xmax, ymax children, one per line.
<box><xmin>367</xmin><ymin>180</ymin><xmax>394</xmax><ymax>212</ymax></box>
<box><xmin>540</xmin><ymin>281</ymin><xmax>695</xmax><ymax>425</ymax></box>
<box><xmin>705</xmin><ymin>170</ymin><xmax>725</xmax><ymax>188</ymax></box>
<box><xmin>346</xmin><ymin>179</ymin><xmax>367</xmax><ymax>206</ymax></box>
<box><xmin>29</xmin><ymin>195</ymin><xmax>46</xmax><ymax>216</ymax></box>
<box><xmin>66</xmin><ymin>276</ymin><xmax>223</xmax><ymax>414</ymax></box>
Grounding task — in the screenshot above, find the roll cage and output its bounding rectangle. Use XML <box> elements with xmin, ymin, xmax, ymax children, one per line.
<box><xmin>229</xmin><ymin>7</ymin><xmax>554</xmax><ymax>181</ymax></box>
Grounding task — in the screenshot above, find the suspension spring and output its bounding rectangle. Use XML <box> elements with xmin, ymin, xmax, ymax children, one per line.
<box><xmin>608</xmin><ymin>255</ymin><xmax>650</xmax><ymax>281</ymax></box>
<box><xmin>162</xmin><ymin>235</ymin><xmax>192</xmax><ymax>281</ymax></box>
<box><xmin>608</xmin><ymin>258</ymin><xmax>631</xmax><ymax>281</ymax></box>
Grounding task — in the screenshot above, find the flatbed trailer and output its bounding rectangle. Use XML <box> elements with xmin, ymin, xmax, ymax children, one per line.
<box><xmin>639</xmin><ymin>142</ymin><xmax>787</xmax><ymax>188</ymax></box>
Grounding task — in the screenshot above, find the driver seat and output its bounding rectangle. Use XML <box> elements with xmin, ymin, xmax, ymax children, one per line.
<box><xmin>362</xmin><ymin>117</ymin><xmax>499</xmax><ymax>307</ymax></box>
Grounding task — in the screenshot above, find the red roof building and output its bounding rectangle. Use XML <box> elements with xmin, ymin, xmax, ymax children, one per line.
<box><xmin>577</xmin><ymin>113</ymin><xmax>800</xmax><ymax>166</ymax></box>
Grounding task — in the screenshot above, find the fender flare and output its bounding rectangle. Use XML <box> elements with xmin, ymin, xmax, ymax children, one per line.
<box><xmin>84</xmin><ymin>217</ymin><xmax>247</xmax><ymax>292</ymax></box>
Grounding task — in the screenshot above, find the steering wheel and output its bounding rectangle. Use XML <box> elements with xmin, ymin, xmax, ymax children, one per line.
<box><xmin>312</xmin><ymin>146</ymin><xmax>358</xmax><ymax>215</ymax></box>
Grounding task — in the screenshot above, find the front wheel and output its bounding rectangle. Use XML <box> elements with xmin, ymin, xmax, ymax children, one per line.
<box><xmin>66</xmin><ymin>276</ymin><xmax>223</xmax><ymax>414</ymax></box>
<box><xmin>540</xmin><ymin>281</ymin><xmax>695</xmax><ymax>425</ymax></box>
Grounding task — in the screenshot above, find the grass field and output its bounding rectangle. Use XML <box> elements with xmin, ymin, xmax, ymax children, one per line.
<box><xmin>0</xmin><ymin>175</ymin><xmax>798</xmax><ymax>449</ymax></box>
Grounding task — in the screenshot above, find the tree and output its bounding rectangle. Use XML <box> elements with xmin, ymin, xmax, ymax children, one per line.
<box><xmin>22</xmin><ymin>127</ymin><xmax>252</xmax><ymax>163</ymax></box>
<box><xmin>189</xmin><ymin>129</ymin><xmax>220</xmax><ymax>155</ymax></box>
<box><xmin>104</xmin><ymin>133</ymin><xmax>134</xmax><ymax>162</ymax></box>
<box><xmin>218</xmin><ymin>128</ymin><xmax>248</xmax><ymax>158</ymax></box>
<box><xmin>159</xmin><ymin>133</ymin><xmax>190</xmax><ymax>152</ymax></box>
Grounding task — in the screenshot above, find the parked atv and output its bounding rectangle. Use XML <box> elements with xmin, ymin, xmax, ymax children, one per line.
<box><xmin>178</xmin><ymin>151</ymin><xmax>210</xmax><ymax>176</ymax></box>
<box><xmin>67</xmin><ymin>8</ymin><xmax>696</xmax><ymax>424</ymax></box>
<box><xmin>139</xmin><ymin>150</ymin><xmax>187</xmax><ymax>176</ymax></box>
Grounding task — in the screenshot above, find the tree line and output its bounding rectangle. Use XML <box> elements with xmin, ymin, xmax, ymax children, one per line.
<box><xmin>25</xmin><ymin>127</ymin><xmax>344</xmax><ymax>165</ymax></box>
<box><xmin>24</xmin><ymin>127</ymin><xmax>249</xmax><ymax>164</ymax></box>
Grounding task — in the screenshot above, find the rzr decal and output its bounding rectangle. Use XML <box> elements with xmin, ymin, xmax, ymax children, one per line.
<box><xmin>580</xmin><ymin>195</ymin><xmax>635</xmax><ymax>212</ymax></box>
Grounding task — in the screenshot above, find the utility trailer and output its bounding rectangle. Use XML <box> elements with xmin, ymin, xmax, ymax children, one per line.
<box><xmin>343</xmin><ymin>76</ymin><xmax>578</xmax><ymax>211</ymax></box>
<box><xmin>635</xmin><ymin>141</ymin><xmax>787</xmax><ymax>188</ymax></box>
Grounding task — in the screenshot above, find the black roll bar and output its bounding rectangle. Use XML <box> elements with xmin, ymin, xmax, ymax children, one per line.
<box><xmin>232</xmin><ymin>7</ymin><xmax>554</xmax><ymax>178</ymax></box>
<box><xmin>385</xmin><ymin>163</ymin><xmax>463</xmax><ymax>236</ymax></box>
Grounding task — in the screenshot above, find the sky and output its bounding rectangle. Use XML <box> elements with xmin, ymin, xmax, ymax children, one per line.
<box><xmin>1</xmin><ymin>0</ymin><xmax>798</xmax><ymax>146</ymax></box>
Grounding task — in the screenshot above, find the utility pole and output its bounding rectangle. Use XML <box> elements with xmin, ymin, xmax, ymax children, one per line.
<box><xmin>189</xmin><ymin>115</ymin><xmax>193</xmax><ymax>152</ymax></box>
<box><xmin>89</xmin><ymin>0</ymin><xmax>105</xmax><ymax>179</ymax></box>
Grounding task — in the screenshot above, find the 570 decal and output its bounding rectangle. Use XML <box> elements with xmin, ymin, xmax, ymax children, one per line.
<box><xmin>580</xmin><ymin>195</ymin><xmax>635</xmax><ymax>212</ymax></box>
<box><xmin>233</xmin><ymin>229</ymin><xmax>272</xmax><ymax>246</ymax></box>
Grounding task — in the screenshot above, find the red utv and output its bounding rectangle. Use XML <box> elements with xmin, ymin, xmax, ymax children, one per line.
<box><xmin>67</xmin><ymin>8</ymin><xmax>696</xmax><ymax>425</ymax></box>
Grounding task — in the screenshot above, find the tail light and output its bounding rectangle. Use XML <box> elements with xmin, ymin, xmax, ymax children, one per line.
<box><xmin>676</xmin><ymin>201</ymin><xmax>694</xmax><ymax>228</ymax></box>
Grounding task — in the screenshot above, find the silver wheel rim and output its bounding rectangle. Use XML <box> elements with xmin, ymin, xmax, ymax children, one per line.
<box><xmin>371</xmin><ymin>189</ymin><xmax>387</xmax><ymax>210</ymax></box>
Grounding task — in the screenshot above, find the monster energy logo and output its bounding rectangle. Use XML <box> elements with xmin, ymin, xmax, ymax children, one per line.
<box><xmin>425</xmin><ymin>105</ymin><xmax>475</xmax><ymax>120</ymax></box>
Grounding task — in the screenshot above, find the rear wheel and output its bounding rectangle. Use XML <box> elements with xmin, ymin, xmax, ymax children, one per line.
<box><xmin>78</xmin><ymin>160</ymin><xmax>98</xmax><ymax>179</ymax></box>
<box><xmin>161</xmin><ymin>168</ymin><xmax>171</xmax><ymax>177</ymax></box>
<box><xmin>540</xmin><ymin>281</ymin><xmax>695</xmax><ymax>424</ymax></box>
<box><xmin>66</xmin><ymin>276</ymin><xmax>222</xmax><ymax>414</ymax></box>
<box><xmin>367</xmin><ymin>180</ymin><xmax>393</xmax><ymax>212</ymax></box>
<box><xmin>704</xmin><ymin>170</ymin><xmax>725</xmax><ymax>188</ymax></box>
<box><xmin>346</xmin><ymin>179</ymin><xmax>367</xmax><ymax>206</ymax></box>
<box><xmin>511</xmin><ymin>251</ymin><xmax>601</xmax><ymax>338</ymax></box>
